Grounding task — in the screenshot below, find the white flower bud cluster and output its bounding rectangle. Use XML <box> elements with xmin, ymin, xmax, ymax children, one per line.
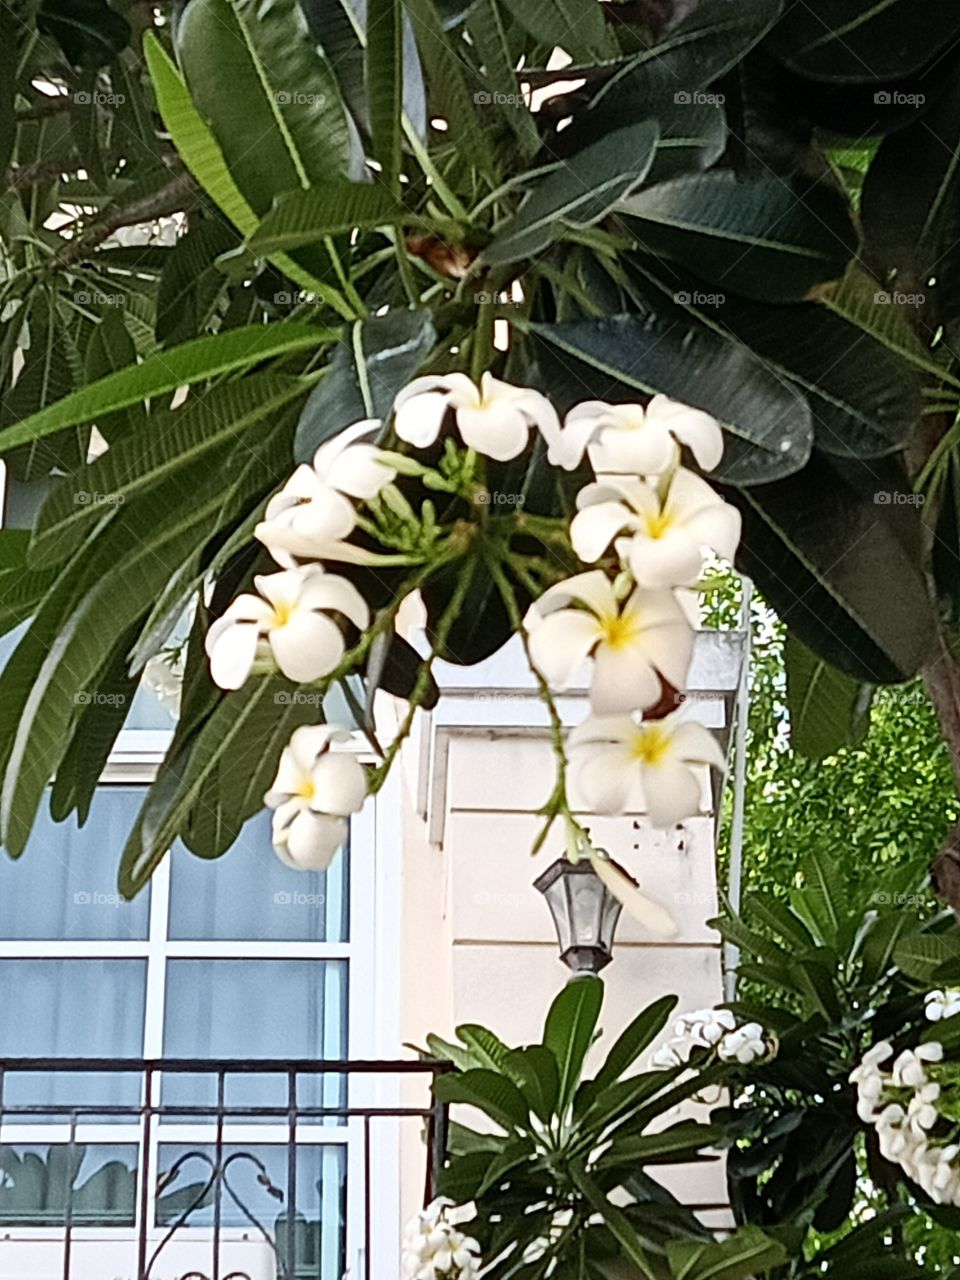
<box><xmin>851</xmin><ymin>1037</ymin><xmax>960</xmax><ymax>1203</ymax></box>
<box><xmin>402</xmin><ymin>1198</ymin><xmax>482</xmax><ymax>1280</ymax></box>
<box><xmin>651</xmin><ymin>1007</ymin><xmax>774</xmax><ymax>1069</ymax></box>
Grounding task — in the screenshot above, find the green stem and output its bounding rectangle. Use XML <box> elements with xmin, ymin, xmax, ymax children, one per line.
<box><xmin>324</xmin><ymin>236</ymin><xmax>366</xmax><ymax>317</ymax></box>
<box><xmin>402</xmin><ymin>119</ymin><xmax>469</xmax><ymax>221</ymax></box>
<box><xmin>470</xmin><ymin>297</ymin><xmax>496</xmax><ymax>382</ymax></box>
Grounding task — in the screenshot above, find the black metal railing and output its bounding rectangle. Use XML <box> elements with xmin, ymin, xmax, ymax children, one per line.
<box><xmin>0</xmin><ymin>1057</ymin><xmax>450</xmax><ymax>1280</ymax></box>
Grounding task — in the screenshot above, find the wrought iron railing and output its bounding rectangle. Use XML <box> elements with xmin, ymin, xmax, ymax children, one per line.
<box><xmin>0</xmin><ymin>1057</ymin><xmax>449</xmax><ymax>1280</ymax></box>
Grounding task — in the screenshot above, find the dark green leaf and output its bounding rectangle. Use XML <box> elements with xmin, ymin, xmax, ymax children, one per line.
<box><xmin>784</xmin><ymin>632</ymin><xmax>875</xmax><ymax>760</ymax></box>
<box><xmin>433</xmin><ymin>1068</ymin><xmax>530</xmax><ymax>1133</ymax></box>
<box><xmin>666</xmin><ymin>1225</ymin><xmax>787</xmax><ymax>1280</ymax></box>
<box><xmin>543</xmin><ymin>975</ymin><xmax>603</xmax><ymax>1112</ymax></box>
<box><xmin>620</xmin><ymin>172</ymin><xmax>858</xmax><ymax>303</ymax></box>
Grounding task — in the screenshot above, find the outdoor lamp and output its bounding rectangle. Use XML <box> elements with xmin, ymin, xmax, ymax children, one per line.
<box><xmin>534</xmin><ymin>856</ymin><xmax>625</xmax><ymax>975</ymax></box>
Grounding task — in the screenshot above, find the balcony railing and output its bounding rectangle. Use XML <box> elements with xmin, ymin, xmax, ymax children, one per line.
<box><xmin>0</xmin><ymin>1056</ymin><xmax>449</xmax><ymax>1280</ymax></box>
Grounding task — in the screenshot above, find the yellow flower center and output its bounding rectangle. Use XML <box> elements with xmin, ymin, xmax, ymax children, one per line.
<box><xmin>295</xmin><ymin>778</ymin><xmax>316</xmax><ymax>801</ymax></box>
<box><xmin>630</xmin><ymin>724</ymin><xmax>672</xmax><ymax>766</ymax></box>
<box><xmin>644</xmin><ymin>508</ymin><xmax>674</xmax><ymax>540</ymax></box>
<box><xmin>599</xmin><ymin>611</ymin><xmax>640</xmax><ymax>650</ymax></box>
<box><xmin>271</xmin><ymin>602</ymin><xmax>295</xmax><ymax>628</ymax></box>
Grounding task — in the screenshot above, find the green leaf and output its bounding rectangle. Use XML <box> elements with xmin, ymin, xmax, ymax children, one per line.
<box><xmin>84</xmin><ymin>309</ymin><xmax>142</xmax><ymax>440</ymax></box>
<box><xmin>894</xmin><ymin>931</ymin><xmax>960</xmax><ymax>982</ymax></box>
<box><xmin>0</xmin><ymin>324</ymin><xmax>327</xmax><ymax>455</ymax></box>
<box><xmin>482</xmin><ymin>122</ymin><xmax>660</xmax><ymax>267</ymax></box>
<box><xmin>784</xmin><ymin>632</ymin><xmax>875</xmax><ymax>760</ymax></box>
<box><xmin>726</xmin><ymin>453</ymin><xmax>937</xmax><ymax>683</ymax></box>
<box><xmin>156</xmin><ymin>218</ymin><xmax>236</xmax><ymax>346</ymax></box>
<box><xmin>465</xmin><ymin>0</ymin><xmax>540</xmax><ymax>157</ymax></box>
<box><xmin>30</xmin><ymin>373</ymin><xmax>311</xmax><ymax>568</ymax></box>
<box><xmin>543</xmin><ymin>975</ymin><xmax>603</xmax><ymax>1113</ymax></box>
<box><xmin>295</xmin><ymin>308</ymin><xmax>435</xmax><ymax>461</ymax></box>
<box><xmin>667</xmin><ymin>1225</ymin><xmax>787</xmax><ymax>1280</ymax></box>
<box><xmin>144</xmin><ymin>32</ymin><xmax>351</xmax><ymax>311</ymax></box>
<box><xmin>249</xmin><ymin>184</ymin><xmax>411</xmax><ymax>255</ymax></box>
<box><xmin>590</xmin><ymin>995</ymin><xmax>677</xmax><ymax>1095</ymax></box>
<box><xmin>860</xmin><ymin>911</ymin><xmax>911</xmax><ymax>988</ymax></box>
<box><xmin>367</xmin><ymin>0</ymin><xmax>402</xmax><ymax>182</ymax></box>
<box><xmin>454</xmin><ymin>1023</ymin><xmax>510</xmax><ymax>1071</ymax></box>
<box><xmin>741</xmin><ymin>892</ymin><xmax>816</xmax><ymax>952</ymax></box>
<box><xmin>619</xmin><ymin>172</ymin><xmax>858</xmax><ymax>303</ymax></box>
<box><xmin>2</xmin><ymin>310</ymin><xmax>79</xmax><ymax>483</ymax></box>
<box><xmin>502</xmin><ymin>1047</ymin><xmax>559</xmax><ymax>1122</ymax></box>
<box><xmin>796</xmin><ymin>850</ymin><xmax>844</xmax><ymax>948</ymax></box>
<box><xmin>425</xmin><ymin>1034</ymin><xmax>478</xmax><ymax>1072</ymax></box>
<box><xmin>175</xmin><ymin>0</ymin><xmax>358</xmax><ymax>207</ymax></box>
<box><xmin>501</xmin><ymin>0</ymin><xmax>615</xmax><ymax>61</ymax></box>
<box><xmin>569</xmin><ymin>1164</ymin><xmax>658</xmax><ymax>1280</ymax></box>
<box><xmin>432</xmin><ymin>1068</ymin><xmax>530</xmax><ymax>1133</ymax></box>
<box><xmin>603</xmin><ymin>1121</ymin><xmax>723</xmax><ymax>1167</ymax></box>
<box><xmin>532</xmin><ymin>312</ymin><xmax>812</xmax><ymax>485</ymax></box>
<box><xmin>768</xmin><ymin>1</ymin><xmax>960</xmax><ymax>83</ymax></box>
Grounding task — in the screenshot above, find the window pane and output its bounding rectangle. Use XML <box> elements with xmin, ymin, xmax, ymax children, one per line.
<box><xmin>156</xmin><ymin>1143</ymin><xmax>346</xmax><ymax>1278</ymax></box>
<box><xmin>0</xmin><ymin>1144</ymin><xmax>137</xmax><ymax>1226</ymax></box>
<box><xmin>167</xmin><ymin>810</ymin><xmax>348</xmax><ymax>943</ymax></box>
<box><xmin>161</xmin><ymin>961</ymin><xmax>347</xmax><ymax>1115</ymax></box>
<box><xmin>0</xmin><ymin>789</ymin><xmax>149</xmax><ymax>940</ymax></box>
<box><xmin>0</xmin><ymin>960</ymin><xmax>146</xmax><ymax>1117</ymax></box>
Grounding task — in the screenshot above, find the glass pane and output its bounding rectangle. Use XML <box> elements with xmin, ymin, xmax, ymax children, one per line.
<box><xmin>0</xmin><ymin>960</ymin><xmax>146</xmax><ymax>1118</ymax></box>
<box><xmin>156</xmin><ymin>1143</ymin><xmax>346</xmax><ymax>1279</ymax></box>
<box><xmin>161</xmin><ymin>961</ymin><xmax>347</xmax><ymax>1117</ymax></box>
<box><xmin>0</xmin><ymin>1144</ymin><xmax>137</xmax><ymax>1226</ymax></box>
<box><xmin>0</xmin><ymin>788</ymin><xmax>149</xmax><ymax>940</ymax></box>
<box><xmin>168</xmin><ymin>810</ymin><xmax>348</xmax><ymax>943</ymax></box>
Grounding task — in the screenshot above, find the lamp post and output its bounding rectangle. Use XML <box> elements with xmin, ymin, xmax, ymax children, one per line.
<box><xmin>534</xmin><ymin>856</ymin><xmax>625</xmax><ymax>976</ymax></box>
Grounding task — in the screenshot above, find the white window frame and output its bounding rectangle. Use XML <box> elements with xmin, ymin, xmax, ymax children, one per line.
<box><xmin>0</xmin><ymin>728</ymin><xmax>404</xmax><ymax>1280</ymax></box>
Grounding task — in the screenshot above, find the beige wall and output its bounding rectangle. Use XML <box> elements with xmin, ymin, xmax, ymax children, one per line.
<box><xmin>392</xmin><ymin>632</ymin><xmax>744</xmax><ymax>1232</ymax></box>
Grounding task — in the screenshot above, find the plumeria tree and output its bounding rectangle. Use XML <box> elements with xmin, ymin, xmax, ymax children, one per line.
<box><xmin>2</xmin><ymin>4</ymin><xmax>960</xmax><ymax>896</ymax></box>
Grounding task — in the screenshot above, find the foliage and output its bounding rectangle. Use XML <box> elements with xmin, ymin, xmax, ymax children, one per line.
<box><xmin>427</xmin><ymin>975</ymin><xmax>784</xmax><ymax>1280</ymax></box>
<box><xmin>2</xmin><ymin>5</ymin><xmax>960</xmax><ymax>884</ymax></box>
<box><xmin>713</xmin><ymin>851</ymin><xmax>960</xmax><ymax>1273</ymax></box>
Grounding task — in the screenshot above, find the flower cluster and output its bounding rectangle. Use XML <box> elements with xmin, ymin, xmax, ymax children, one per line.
<box><xmin>201</xmin><ymin>370</ymin><xmax>739</xmax><ymax>888</ymax></box>
<box><xmin>926</xmin><ymin>989</ymin><xmax>960</xmax><ymax>1022</ymax></box>
<box><xmin>402</xmin><ymin>1199</ymin><xmax>482</xmax><ymax>1280</ymax></box>
<box><xmin>651</xmin><ymin>1007</ymin><xmax>775</xmax><ymax>1069</ymax></box>
<box><xmin>851</xmin><ymin>1037</ymin><xmax>960</xmax><ymax>1203</ymax></box>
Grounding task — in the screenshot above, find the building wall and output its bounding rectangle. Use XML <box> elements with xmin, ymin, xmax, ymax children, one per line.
<box><xmin>394</xmin><ymin>631</ymin><xmax>744</xmax><ymax>1234</ymax></box>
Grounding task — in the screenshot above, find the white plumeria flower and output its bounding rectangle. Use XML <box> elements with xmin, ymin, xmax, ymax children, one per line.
<box><xmin>571</xmin><ymin>470</ymin><xmax>741</xmax><ymax>588</ymax></box>
<box><xmin>926</xmin><ymin>989</ymin><xmax>960</xmax><ymax>1022</ymax></box>
<box><xmin>892</xmin><ymin>1049</ymin><xmax>928</xmax><ymax>1089</ymax></box>
<box><xmin>569</xmin><ymin>707</ymin><xmax>725</xmax><ymax>826</ymax></box>
<box><xmin>524</xmin><ymin>570</ymin><xmax>693</xmax><ymax>714</ymax></box>
<box><xmin>205</xmin><ymin>567</ymin><xmax>369</xmax><ymax>690</ymax></box>
<box><xmin>551</xmin><ymin>395</ymin><xmax>724</xmax><ymax>475</ymax></box>
<box><xmin>265</xmin><ymin>725</ymin><xmax>366</xmax><ymax>870</ymax></box>
<box><xmin>256</xmin><ymin>420</ymin><xmax>395</xmax><ymax>567</ymax></box>
<box><xmin>393</xmin><ymin>371</ymin><xmax>560</xmax><ymax>462</ymax></box>
<box><xmin>718</xmin><ymin>1021</ymin><xmax>767</xmax><ymax>1065</ymax></box>
<box><xmin>402</xmin><ymin>1199</ymin><xmax>481</xmax><ymax>1280</ymax></box>
<box><xmin>677</xmin><ymin>1008</ymin><xmax>736</xmax><ymax>1047</ymax></box>
<box><xmin>589</xmin><ymin>849</ymin><xmax>677</xmax><ymax>936</ymax></box>
<box><xmin>651</xmin><ymin>1042</ymin><xmax>686</xmax><ymax>1069</ymax></box>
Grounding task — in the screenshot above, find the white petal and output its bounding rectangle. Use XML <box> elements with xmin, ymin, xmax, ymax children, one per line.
<box><xmin>266</xmin><ymin>748</ymin><xmax>304</xmax><ymax>804</ymax></box>
<box><xmin>571</xmin><ymin>741</ymin><xmax>636</xmax><ymax>813</ymax></box>
<box><xmin>270</xmin><ymin>610</ymin><xmax>346</xmax><ymax>682</ymax></box>
<box><xmin>589</xmin><ymin>852</ymin><xmax>677</xmax><ymax>936</ymax></box>
<box><xmin>289</xmin><ymin>724</ymin><xmax>348</xmax><ymax>773</ymax></box>
<box><xmin>570</xmin><ymin>501</ymin><xmax>636</xmax><ymax>563</ymax></box>
<box><xmin>394</xmin><ymin>390</ymin><xmax>450</xmax><ymax>449</ymax></box>
<box><xmin>313</xmin><ymin>418</ymin><xmax>379</xmax><ymax>475</ymax></box>
<box><xmin>588</xmin><ymin>428</ymin><xmax>677</xmax><ymax>478</ymax></box>
<box><xmin>533</xmin><ymin>570</ymin><xmax>619</xmax><ymax>618</ymax></box>
<box><xmin>646</xmin><ymin>396</ymin><xmax>724</xmax><ymax>472</ymax></box>
<box><xmin>684</xmin><ymin>501</ymin><xmax>742</xmax><ymax>563</ymax></box>
<box><xmin>255</xmin><ymin>569</ymin><xmax>310</xmax><ymax>612</ymax></box>
<box><xmin>670</xmin><ymin>719</ymin><xmax>727</xmax><ymax>770</ymax></box>
<box><xmin>456</xmin><ymin>402</ymin><xmax>529</xmax><ymax>461</ymax></box>
<box><xmin>627</xmin><ymin>528</ymin><xmax>705</xmax><ymax>587</ymax></box>
<box><xmin>527</xmin><ymin>610</ymin><xmax>599</xmax><ymax>688</ymax></box>
<box><xmin>327</xmin><ymin>444</ymin><xmax>395</xmax><ymax>499</ymax></box>
<box><xmin>311</xmin><ymin>751</ymin><xmax>367</xmax><ymax>816</ymax></box>
<box><xmin>590</xmin><ymin>644</ymin><xmax>662</xmax><ymax>714</ymax></box>
<box><xmin>275</xmin><ymin>809</ymin><xmax>347</xmax><ymax>869</ymax></box>
<box><xmin>298</xmin><ymin>573</ymin><xmax>371</xmax><ymax>630</ymax></box>
<box><xmin>639</xmin><ymin>759</ymin><xmax>702</xmax><ymax>827</ymax></box>
<box><xmin>206</xmin><ymin>620</ymin><xmax>260</xmax><ymax>690</ymax></box>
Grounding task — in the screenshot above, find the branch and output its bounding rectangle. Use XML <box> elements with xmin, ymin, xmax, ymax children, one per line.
<box><xmin>54</xmin><ymin>171</ymin><xmax>199</xmax><ymax>266</ymax></box>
